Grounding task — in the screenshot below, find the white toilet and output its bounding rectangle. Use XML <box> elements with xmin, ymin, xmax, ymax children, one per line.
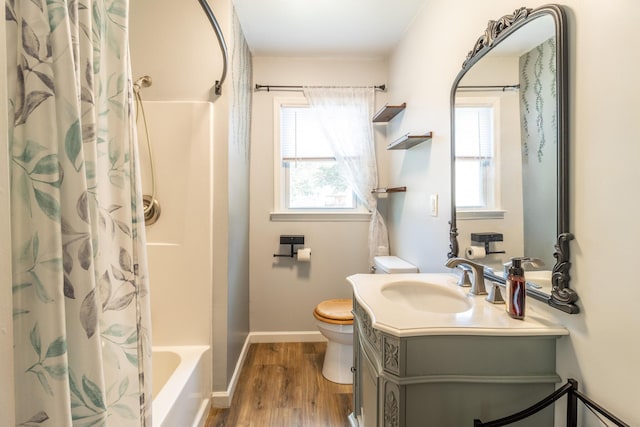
<box><xmin>313</xmin><ymin>256</ymin><xmax>418</xmax><ymax>384</ymax></box>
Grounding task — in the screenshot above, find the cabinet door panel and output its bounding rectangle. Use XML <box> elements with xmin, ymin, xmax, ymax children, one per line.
<box><xmin>360</xmin><ymin>340</ymin><xmax>379</xmax><ymax>426</ymax></box>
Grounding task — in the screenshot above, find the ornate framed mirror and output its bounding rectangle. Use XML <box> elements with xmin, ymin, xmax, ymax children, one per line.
<box><xmin>449</xmin><ymin>4</ymin><xmax>578</xmax><ymax>314</ymax></box>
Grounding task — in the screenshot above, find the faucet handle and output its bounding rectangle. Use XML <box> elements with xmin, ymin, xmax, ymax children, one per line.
<box><xmin>457</xmin><ymin>268</ymin><xmax>472</xmax><ymax>287</ymax></box>
<box><xmin>486</xmin><ymin>282</ymin><xmax>505</xmax><ymax>304</ymax></box>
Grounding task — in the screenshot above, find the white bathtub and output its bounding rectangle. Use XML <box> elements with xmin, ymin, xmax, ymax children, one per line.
<box><xmin>152</xmin><ymin>346</ymin><xmax>211</xmax><ymax>427</ymax></box>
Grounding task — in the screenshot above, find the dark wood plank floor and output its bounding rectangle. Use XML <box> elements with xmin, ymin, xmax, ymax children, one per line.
<box><xmin>205</xmin><ymin>342</ymin><xmax>353</xmax><ymax>427</ymax></box>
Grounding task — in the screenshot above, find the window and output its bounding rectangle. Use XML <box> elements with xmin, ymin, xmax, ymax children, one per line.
<box><xmin>454</xmin><ymin>98</ymin><xmax>500</xmax><ymax>211</ymax></box>
<box><xmin>273</xmin><ymin>98</ymin><xmax>365</xmax><ymax>219</ymax></box>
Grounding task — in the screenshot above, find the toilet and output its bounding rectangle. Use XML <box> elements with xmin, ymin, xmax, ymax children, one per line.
<box><xmin>313</xmin><ymin>256</ymin><xmax>418</xmax><ymax>384</ymax></box>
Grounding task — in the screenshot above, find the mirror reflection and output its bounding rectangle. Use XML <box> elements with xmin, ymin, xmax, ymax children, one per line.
<box><xmin>455</xmin><ymin>15</ymin><xmax>556</xmax><ymax>286</ymax></box>
<box><xmin>449</xmin><ymin>6</ymin><xmax>578</xmax><ymax>313</ymax></box>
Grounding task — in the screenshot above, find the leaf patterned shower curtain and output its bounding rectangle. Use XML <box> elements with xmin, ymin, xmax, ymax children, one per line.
<box><xmin>7</xmin><ymin>0</ymin><xmax>152</xmax><ymax>425</ymax></box>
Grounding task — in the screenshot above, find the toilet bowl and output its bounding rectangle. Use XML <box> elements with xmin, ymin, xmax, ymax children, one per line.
<box><xmin>314</xmin><ymin>256</ymin><xmax>418</xmax><ymax>384</ymax></box>
<box><xmin>313</xmin><ymin>299</ymin><xmax>354</xmax><ymax>384</ymax></box>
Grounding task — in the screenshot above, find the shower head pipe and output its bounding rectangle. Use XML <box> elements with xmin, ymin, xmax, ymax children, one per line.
<box><xmin>197</xmin><ymin>0</ymin><xmax>228</xmax><ymax>96</ymax></box>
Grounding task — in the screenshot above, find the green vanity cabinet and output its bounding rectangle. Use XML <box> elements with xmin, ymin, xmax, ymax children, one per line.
<box><xmin>350</xmin><ymin>299</ymin><xmax>562</xmax><ymax>427</ymax></box>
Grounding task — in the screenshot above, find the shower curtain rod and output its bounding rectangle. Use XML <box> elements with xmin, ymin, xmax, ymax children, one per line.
<box><xmin>255</xmin><ymin>84</ymin><xmax>386</xmax><ymax>92</ymax></box>
<box><xmin>197</xmin><ymin>0</ymin><xmax>228</xmax><ymax>96</ymax></box>
<box><xmin>457</xmin><ymin>84</ymin><xmax>520</xmax><ymax>92</ymax></box>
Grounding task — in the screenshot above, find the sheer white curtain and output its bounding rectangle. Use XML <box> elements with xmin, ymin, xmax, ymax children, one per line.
<box><xmin>303</xmin><ymin>86</ymin><xmax>389</xmax><ymax>267</ymax></box>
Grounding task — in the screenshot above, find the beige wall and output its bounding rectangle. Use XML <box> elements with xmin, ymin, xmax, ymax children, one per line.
<box><xmin>388</xmin><ymin>1</ymin><xmax>640</xmax><ymax>424</ymax></box>
<box><xmin>249</xmin><ymin>56</ymin><xmax>389</xmax><ymax>331</ymax></box>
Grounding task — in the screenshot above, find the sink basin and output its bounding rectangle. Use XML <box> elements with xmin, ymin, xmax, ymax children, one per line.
<box><xmin>348</xmin><ymin>273</ymin><xmax>570</xmax><ymax>337</ymax></box>
<box><xmin>381</xmin><ymin>280</ymin><xmax>472</xmax><ymax>314</ymax></box>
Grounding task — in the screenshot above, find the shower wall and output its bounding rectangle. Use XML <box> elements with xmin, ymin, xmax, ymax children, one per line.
<box><xmin>130</xmin><ymin>0</ymin><xmax>251</xmax><ymax>398</ymax></box>
<box><xmin>138</xmin><ymin>101</ymin><xmax>214</xmax><ymax>346</ymax></box>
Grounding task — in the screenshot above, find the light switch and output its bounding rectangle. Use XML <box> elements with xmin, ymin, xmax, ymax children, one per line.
<box><xmin>430</xmin><ymin>194</ymin><xmax>438</xmax><ymax>217</ymax></box>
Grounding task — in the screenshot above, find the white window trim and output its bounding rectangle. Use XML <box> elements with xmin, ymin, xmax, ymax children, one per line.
<box><xmin>455</xmin><ymin>96</ymin><xmax>503</xmax><ymax>217</ymax></box>
<box><xmin>273</xmin><ymin>96</ymin><xmax>304</xmax><ymax>213</ymax></box>
<box><xmin>271</xmin><ymin>96</ymin><xmax>370</xmax><ymax>222</ymax></box>
<box><xmin>270</xmin><ymin>211</ymin><xmax>371</xmax><ymax>222</ymax></box>
<box><xmin>457</xmin><ymin>209</ymin><xmax>506</xmax><ymax>220</ymax></box>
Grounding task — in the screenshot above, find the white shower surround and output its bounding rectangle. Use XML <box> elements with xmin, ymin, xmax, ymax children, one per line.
<box><xmin>136</xmin><ymin>101</ymin><xmax>214</xmax><ymax>423</ymax></box>
<box><xmin>139</xmin><ymin>101</ymin><xmax>214</xmax><ymax>347</ymax></box>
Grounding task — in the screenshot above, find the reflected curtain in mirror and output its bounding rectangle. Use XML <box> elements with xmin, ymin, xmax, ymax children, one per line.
<box><xmin>520</xmin><ymin>36</ymin><xmax>558</xmax><ymax>269</ymax></box>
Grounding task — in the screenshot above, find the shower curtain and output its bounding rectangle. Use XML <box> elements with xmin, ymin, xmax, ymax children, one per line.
<box><xmin>7</xmin><ymin>0</ymin><xmax>152</xmax><ymax>426</ymax></box>
<box><xmin>303</xmin><ymin>86</ymin><xmax>389</xmax><ymax>267</ymax></box>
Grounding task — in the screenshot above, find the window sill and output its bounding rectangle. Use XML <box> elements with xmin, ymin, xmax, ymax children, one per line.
<box><xmin>456</xmin><ymin>209</ymin><xmax>506</xmax><ymax>220</ymax></box>
<box><xmin>270</xmin><ymin>211</ymin><xmax>372</xmax><ymax>222</ymax></box>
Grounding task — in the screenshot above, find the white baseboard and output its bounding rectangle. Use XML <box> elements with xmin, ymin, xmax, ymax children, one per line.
<box><xmin>250</xmin><ymin>331</ymin><xmax>326</xmax><ymax>343</ymax></box>
<box><xmin>210</xmin><ymin>331</ymin><xmax>325</xmax><ymax>407</ymax></box>
<box><xmin>210</xmin><ymin>392</ymin><xmax>230</xmax><ymax>408</ymax></box>
<box><xmin>210</xmin><ymin>334</ymin><xmax>252</xmax><ymax>408</ymax></box>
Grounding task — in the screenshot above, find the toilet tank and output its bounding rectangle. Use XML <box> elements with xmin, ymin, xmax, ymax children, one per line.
<box><xmin>373</xmin><ymin>256</ymin><xmax>418</xmax><ymax>274</ymax></box>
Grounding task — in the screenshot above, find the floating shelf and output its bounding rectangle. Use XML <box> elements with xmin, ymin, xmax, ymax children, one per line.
<box><xmin>372</xmin><ymin>103</ymin><xmax>406</xmax><ymax>122</ymax></box>
<box><xmin>387</xmin><ymin>132</ymin><xmax>433</xmax><ymax>150</ymax></box>
<box><xmin>371</xmin><ymin>186</ymin><xmax>407</xmax><ymax>194</ymax></box>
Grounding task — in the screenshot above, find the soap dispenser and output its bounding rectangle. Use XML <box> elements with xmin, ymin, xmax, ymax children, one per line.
<box><xmin>506</xmin><ymin>257</ymin><xmax>526</xmax><ymax>320</ymax></box>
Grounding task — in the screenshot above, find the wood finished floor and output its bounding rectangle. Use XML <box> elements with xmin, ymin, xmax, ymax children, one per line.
<box><xmin>205</xmin><ymin>342</ymin><xmax>353</xmax><ymax>427</ymax></box>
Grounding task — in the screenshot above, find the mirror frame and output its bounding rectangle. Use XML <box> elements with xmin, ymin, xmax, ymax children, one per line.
<box><xmin>448</xmin><ymin>4</ymin><xmax>579</xmax><ymax>314</ymax></box>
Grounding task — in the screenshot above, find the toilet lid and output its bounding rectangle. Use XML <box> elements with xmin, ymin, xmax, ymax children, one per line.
<box><xmin>314</xmin><ymin>299</ymin><xmax>353</xmax><ymax>322</ymax></box>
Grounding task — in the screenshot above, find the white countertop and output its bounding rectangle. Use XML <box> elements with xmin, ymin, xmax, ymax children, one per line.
<box><xmin>348</xmin><ymin>273</ymin><xmax>569</xmax><ymax>338</ymax></box>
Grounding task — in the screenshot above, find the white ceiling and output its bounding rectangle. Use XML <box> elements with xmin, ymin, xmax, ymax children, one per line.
<box><xmin>232</xmin><ymin>0</ymin><xmax>428</xmax><ymax>57</ymax></box>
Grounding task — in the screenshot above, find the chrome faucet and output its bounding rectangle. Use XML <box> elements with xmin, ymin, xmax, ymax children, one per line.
<box><xmin>445</xmin><ymin>258</ymin><xmax>487</xmax><ymax>295</ymax></box>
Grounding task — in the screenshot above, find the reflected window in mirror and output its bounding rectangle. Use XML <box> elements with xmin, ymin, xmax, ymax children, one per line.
<box><xmin>454</xmin><ymin>99</ymin><xmax>499</xmax><ymax>212</ymax></box>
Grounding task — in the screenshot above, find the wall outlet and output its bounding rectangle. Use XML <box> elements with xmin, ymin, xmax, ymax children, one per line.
<box><xmin>430</xmin><ymin>194</ymin><xmax>438</xmax><ymax>217</ymax></box>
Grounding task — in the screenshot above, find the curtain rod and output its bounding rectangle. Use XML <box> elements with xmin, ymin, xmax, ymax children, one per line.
<box><xmin>255</xmin><ymin>84</ymin><xmax>386</xmax><ymax>92</ymax></box>
<box><xmin>197</xmin><ymin>0</ymin><xmax>228</xmax><ymax>96</ymax></box>
<box><xmin>457</xmin><ymin>84</ymin><xmax>520</xmax><ymax>92</ymax></box>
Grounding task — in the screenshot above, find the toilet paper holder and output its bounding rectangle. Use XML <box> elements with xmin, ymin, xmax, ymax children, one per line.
<box><xmin>471</xmin><ymin>232</ymin><xmax>506</xmax><ymax>255</ymax></box>
<box><xmin>274</xmin><ymin>235</ymin><xmax>305</xmax><ymax>258</ymax></box>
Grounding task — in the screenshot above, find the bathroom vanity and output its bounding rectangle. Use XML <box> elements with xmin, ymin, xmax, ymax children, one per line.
<box><xmin>348</xmin><ymin>273</ymin><xmax>568</xmax><ymax>426</ymax></box>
